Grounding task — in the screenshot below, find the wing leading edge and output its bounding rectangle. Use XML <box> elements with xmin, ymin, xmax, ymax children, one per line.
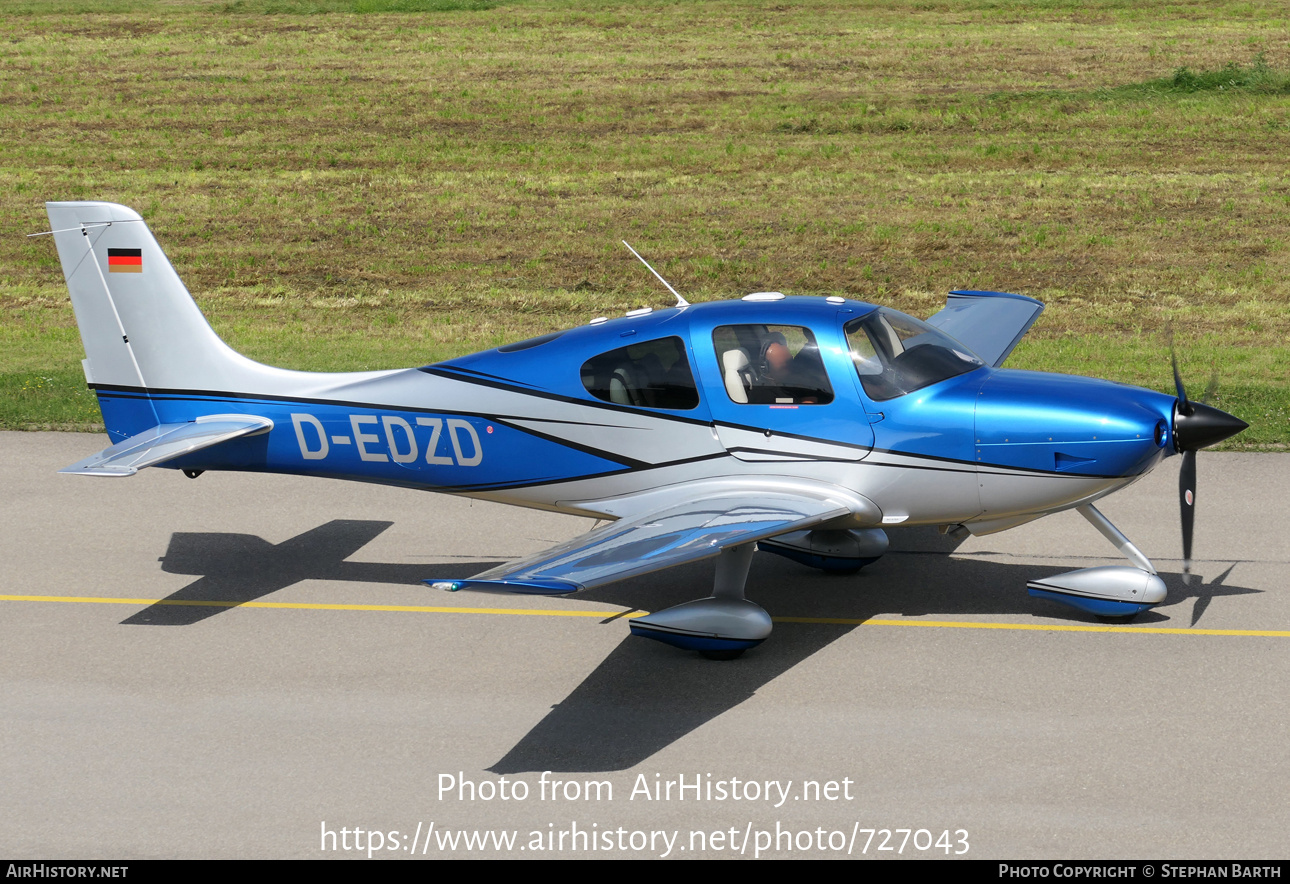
<box><xmin>924</xmin><ymin>289</ymin><xmax>1044</xmax><ymax>368</ymax></box>
<box><xmin>60</xmin><ymin>415</ymin><xmax>274</xmax><ymax>477</ymax></box>
<box><xmin>426</xmin><ymin>491</ymin><xmax>854</xmax><ymax>595</ymax></box>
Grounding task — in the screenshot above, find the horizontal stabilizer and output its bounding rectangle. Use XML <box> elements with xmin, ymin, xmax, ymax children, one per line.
<box><xmin>925</xmin><ymin>289</ymin><xmax>1044</xmax><ymax>368</ymax></box>
<box><xmin>426</xmin><ymin>491</ymin><xmax>852</xmax><ymax>593</ymax></box>
<box><xmin>60</xmin><ymin>415</ymin><xmax>273</xmax><ymax>477</ymax></box>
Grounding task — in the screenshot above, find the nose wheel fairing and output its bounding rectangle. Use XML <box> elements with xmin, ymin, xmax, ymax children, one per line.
<box><xmin>1025</xmin><ymin>504</ymin><xmax>1168</xmax><ymax>621</ymax></box>
<box><xmin>1027</xmin><ymin>566</ymin><xmax>1167</xmax><ymax>619</ymax></box>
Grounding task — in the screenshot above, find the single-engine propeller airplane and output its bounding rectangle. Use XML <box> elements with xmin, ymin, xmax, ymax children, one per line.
<box><xmin>39</xmin><ymin>201</ymin><xmax>1248</xmax><ymax>658</ymax></box>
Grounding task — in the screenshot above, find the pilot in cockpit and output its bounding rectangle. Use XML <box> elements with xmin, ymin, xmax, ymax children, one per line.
<box><xmin>752</xmin><ymin>332</ymin><xmax>830</xmax><ymax>405</ymax></box>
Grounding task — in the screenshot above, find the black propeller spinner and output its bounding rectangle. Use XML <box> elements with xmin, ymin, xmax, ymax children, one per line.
<box><xmin>1171</xmin><ymin>353</ymin><xmax>1248</xmax><ymax>583</ymax></box>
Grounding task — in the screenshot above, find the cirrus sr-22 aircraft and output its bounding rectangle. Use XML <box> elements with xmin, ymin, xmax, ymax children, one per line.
<box><xmin>40</xmin><ymin>201</ymin><xmax>1248</xmax><ymax>658</ymax></box>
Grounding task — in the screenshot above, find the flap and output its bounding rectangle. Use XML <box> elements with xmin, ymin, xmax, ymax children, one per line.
<box><xmin>425</xmin><ymin>492</ymin><xmax>853</xmax><ymax>594</ymax></box>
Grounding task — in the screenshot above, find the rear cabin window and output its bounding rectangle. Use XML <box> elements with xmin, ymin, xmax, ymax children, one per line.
<box><xmin>712</xmin><ymin>324</ymin><xmax>834</xmax><ymax>405</ymax></box>
<box><xmin>580</xmin><ymin>336</ymin><xmax>700</xmax><ymax>410</ymax></box>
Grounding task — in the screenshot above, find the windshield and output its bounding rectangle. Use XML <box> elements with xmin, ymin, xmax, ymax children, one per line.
<box><xmin>844</xmin><ymin>308</ymin><xmax>983</xmax><ymax>401</ymax></box>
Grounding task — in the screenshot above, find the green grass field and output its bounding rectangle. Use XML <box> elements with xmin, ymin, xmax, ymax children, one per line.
<box><xmin>1</xmin><ymin>0</ymin><xmax>1286</xmax><ymax>445</ymax></box>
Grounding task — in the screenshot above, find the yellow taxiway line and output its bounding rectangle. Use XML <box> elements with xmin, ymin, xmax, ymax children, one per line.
<box><xmin>2</xmin><ymin>594</ymin><xmax>1288</xmax><ymax>637</ymax></box>
<box><xmin>775</xmin><ymin>616</ymin><xmax>1290</xmax><ymax>637</ymax></box>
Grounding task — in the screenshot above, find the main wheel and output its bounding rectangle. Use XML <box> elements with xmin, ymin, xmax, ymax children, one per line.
<box><xmin>1096</xmin><ymin>613</ymin><xmax>1137</xmax><ymax>624</ymax></box>
<box><xmin>699</xmin><ymin>648</ymin><xmax>745</xmax><ymax>661</ymax></box>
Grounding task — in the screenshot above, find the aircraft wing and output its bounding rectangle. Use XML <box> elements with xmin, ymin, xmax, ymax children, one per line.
<box><xmin>426</xmin><ymin>492</ymin><xmax>853</xmax><ymax>594</ymax></box>
<box><xmin>924</xmin><ymin>289</ymin><xmax>1044</xmax><ymax>368</ymax></box>
<box><xmin>60</xmin><ymin>415</ymin><xmax>273</xmax><ymax>477</ymax></box>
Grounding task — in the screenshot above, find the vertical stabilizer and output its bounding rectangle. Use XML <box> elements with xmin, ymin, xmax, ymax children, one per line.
<box><xmin>45</xmin><ymin>201</ymin><xmax>253</xmax><ymax>392</ymax></box>
<box><xmin>45</xmin><ymin>201</ymin><xmax>397</xmax><ymax>404</ymax></box>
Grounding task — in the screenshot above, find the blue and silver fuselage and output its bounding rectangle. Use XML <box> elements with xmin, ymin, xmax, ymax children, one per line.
<box><xmin>87</xmin><ymin>297</ymin><xmax>1177</xmax><ymax>529</ymax></box>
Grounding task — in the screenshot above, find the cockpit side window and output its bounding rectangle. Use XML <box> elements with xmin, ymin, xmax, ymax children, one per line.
<box><xmin>712</xmin><ymin>324</ymin><xmax>834</xmax><ymax>405</ymax></box>
<box><xmin>580</xmin><ymin>336</ymin><xmax>700</xmax><ymax>410</ymax></box>
<box><xmin>844</xmin><ymin>309</ymin><xmax>983</xmax><ymax>401</ymax></box>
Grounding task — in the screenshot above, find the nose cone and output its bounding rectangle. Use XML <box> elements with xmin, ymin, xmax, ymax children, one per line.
<box><xmin>1174</xmin><ymin>401</ymin><xmax>1248</xmax><ymax>452</ymax></box>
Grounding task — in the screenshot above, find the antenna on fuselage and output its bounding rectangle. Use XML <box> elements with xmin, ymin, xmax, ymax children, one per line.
<box><xmin>622</xmin><ymin>240</ymin><xmax>689</xmax><ymax>308</ymax></box>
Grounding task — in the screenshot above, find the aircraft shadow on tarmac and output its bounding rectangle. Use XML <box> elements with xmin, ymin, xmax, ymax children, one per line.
<box><xmin>490</xmin><ymin>540</ymin><xmax>1258</xmax><ymax>773</ymax></box>
<box><xmin>121</xmin><ymin>519</ymin><xmax>1258</xmax><ymax>771</ymax></box>
<box><xmin>123</xmin><ymin>519</ymin><xmax>496</xmax><ymax>626</ymax></box>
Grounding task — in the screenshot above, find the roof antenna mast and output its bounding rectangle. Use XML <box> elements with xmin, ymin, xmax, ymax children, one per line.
<box><xmin>622</xmin><ymin>240</ymin><xmax>689</xmax><ymax>308</ymax></box>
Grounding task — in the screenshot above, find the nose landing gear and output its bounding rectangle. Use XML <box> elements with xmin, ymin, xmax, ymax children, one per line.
<box><xmin>1026</xmin><ymin>504</ymin><xmax>1167</xmax><ymax>621</ymax></box>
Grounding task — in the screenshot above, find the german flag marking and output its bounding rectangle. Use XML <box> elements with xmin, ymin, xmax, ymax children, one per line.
<box><xmin>108</xmin><ymin>248</ymin><xmax>142</xmax><ymax>273</ymax></box>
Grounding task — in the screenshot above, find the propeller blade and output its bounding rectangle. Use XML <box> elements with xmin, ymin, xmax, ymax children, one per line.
<box><xmin>1179</xmin><ymin>449</ymin><xmax>1196</xmax><ymax>584</ymax></box>
<box><xmin>1169</xmin><ymin>356</ymin><xmax>1245</xmax><ymax>587</ymax></box>
<box><xmin>1200</xmin><ymin>367</ymin><xmax>1219</xmax><ymax>406</ymax></box>
<box><xmin>1171</xmin><ymin>349</ymin><xmax>1192</xmax><ymax>416</ymax></box>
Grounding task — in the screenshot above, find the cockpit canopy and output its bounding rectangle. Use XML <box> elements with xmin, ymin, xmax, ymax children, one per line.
<box><xmin>844</xmin><ymin>308</ymin><xmax>983</xmax><ymax>401</ymax></box>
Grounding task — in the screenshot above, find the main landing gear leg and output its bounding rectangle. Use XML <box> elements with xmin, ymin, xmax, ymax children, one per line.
<box><xmin>628</xmin><ymin>543</ymin><xmax>772</xmax><ymax>659</ymax></box>
<box><xmin>1025</xmin><ymin>504</ymin><xmax>1167</xmax><ymax>622</ymax></box>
